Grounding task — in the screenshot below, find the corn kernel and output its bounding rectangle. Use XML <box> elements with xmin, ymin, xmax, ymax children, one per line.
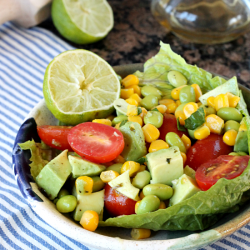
<box><xmin>175</xmin><ymin>110</ymin><xmax>186</xmax><ymax>125</ymax></box>
<box><xmin>223</xmin><ymin>129</ymin><xmax>238</xmax><ymax>146</ymax></box>
<box><xmin>159</xmin><ymin>201</ymin><xmax>166</xmax><ymax>209</ymax></box>
<box><xmin>115</xmin><ymin>122</ymin><xmax>121</xmax><ymax>129</ymax></box>
<box><xmin>130</xmin><ymin>93</ymin><xmax>142</xmax><ymax>103</ymax></box>
<box><xmin>128</xmin><ymin>116</ymin><xmax>143</xmax><ymax>126</ymax></box>
<box><xmin>130</xmin><ymin>84</ymin><xmax>141</xmax><ymax>96</ymax></box>
<box><xmin>197</xmin><ymin>102</ymin><xmax>202</xmax><ymax>107</ymax></box>
<box><xmin>139</xmin><ymin>191</ymin><xmax>145</xmax><ymax>200</ymax></box>
<box><xmin>139</xmin><ymin>107</ymin><xmax>147</xmax><ymax>119</ymax></box>
<box><xmin>138</xmin><ymin>165</ymin><xmax>146</xmax><ymax>172</ymax></box>
<box><xmin>166</xmin><ymin>102</ymin><xmax>177</xmax><ymax>114</ymax></box>
<box><xmin>171</xmin><ymin>85</ymin><xmax>187</xmax><ymax>100</ymax></box>
<box><xmin>207</xmin><ymin>96</ymin><xmax>215</xmax><ymax>108</ymax></box>
<box><xmin>181</xmin><ymin>152</ymin><xmax>187</xmax><ymax>165</ymax></box>
<box><xmin>113</xmin><ymin>155</ymin><xmax>126</xmax><ymax>164</ymax></box>
<box><xmin>181</xmin><ymin>134</ymin><xmax>191</xmax><ymax>151</ymax></box>
<box><xmin>121</xmin><ymin>75</ymin><xmax>139</xmax><ymax>88</ymax></box>
<box><xmin>148</xmin><ymin>140</ymin><xmax>169</xmax><ymax>153</ymax></box>
<box><xmin>120</xmin><ymin>88</ymin><xmax>134</xmax><ymax>99</ymax></box>
<box><xmin>127</xmin><ymin>105</ymin><xmax>138</xmax><ymax>116</ymax></box>
<box><xmin>135</xmin><ymin>200</ymin><xmax>141</xmax><ymax>214</ymax></box>
<box><xmin>92</xmin><ymin>119</ymin><xmax>112</xmax><ymax>126</ymax></box>
<box><xmin>126</xmin><ymin>98</ymin><xmax>138</xmax><ymax>106</ymax></box>
<box><xmin>205</xmin><ymin>114</ymin><xmax>224</xmax><ymax>134</ymax></box>
<box><xmin>142</xmin><ymin>124</ymin><xmax>160</xmax><ymax>143</ymax></box>
<box><xmin>191</xmin><ymin>84</ymin><xmax>202</xmax><ymax>102</ymax></box>
<box><xmin>214</xmin><ymin>94</ymin><xmax>229</xmax><ymax>111</ymax></box>
<box><xmin>194</xmin><ymin>125</ymin><xmax>210</xmax><ymax>140</ymax></box>
<box><xmin>100</xmin><ymin>170</ymin><xmax>119</xmax><ymax>183</ymax></box>
<box><xmin>183</xmin><ymin>102</ymin><xmax>198</xmax><ymax>119</ymax></box>
<box><xmin>80</xmin><ymin>210</ymin><xmax>99</xmax><ymax>232</ymax></box>
<box><xmin>131</xmin><ymin>228</ymin><xmax>151</xmax><ymax>240</ymax></box>
<box><xmin>239</xmin><ymin>122</ymin><xmax>247</xmax><ymax>131</ymax></box>
<box><xmin>121</xmin><ymin>161</ymin><xmax>141</xmax><ymax>177</ymax></box>
<box><xmin>75</xmin><ymin>176</ymin><xmax>93</xmax><ymax>194</ymax></box>
<box><xmin>159</xmin><ymin>98</ymin><xmax>175</xmax><ymax>106</ymax></box>
<box><xmin>226</xmin><ymin>92</ymin><xmax>240</xmax><ymax>108</ymax></box>
<box><xmin>153</xmin><ymin>105</ymin><xmax>167</xmax><ymax>114</ymax></box>
<box><xmin>176</xmin><ymin>100</ymin><xmax>181</xmax><ymax>107</ymax></box>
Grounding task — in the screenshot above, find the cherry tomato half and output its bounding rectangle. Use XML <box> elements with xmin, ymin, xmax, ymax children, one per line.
<box><xmin>104</xmin><ymin>184</ymin><xmax>136</xmax><ymax>217</ymax></box>
<box><xmin>186</xmin><ymin>134</ymin><xmax>233</xmax><ymax>171</ymax></box>
<box><xmin>37</xmin><ymin>125</ymin><xmax>73</xmax><ymax>151</ymax></box>
<box><xmin>159</xmin><ymin>113</ymin><xmax>188</xmax><ymax>140</ymax></box>
<box><xmin>195</xmin><ymin>155</ymin><xmax>250</xmax><ymax>191</ymax></box>
<box><xmin>67</xmin><ymin>122</ymin><xmax>124</xmax><ymax>163</ymax></box>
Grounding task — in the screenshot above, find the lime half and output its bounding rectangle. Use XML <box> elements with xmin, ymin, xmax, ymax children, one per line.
<box><xmin>43</xmin><ymin>50</ymin><xmax>120</xmax><ymax>125</ymax></box>
<box><xmin>51</xmin><ymin>0</ymin><xmax>114</xmax><ymax>44</ymax></box>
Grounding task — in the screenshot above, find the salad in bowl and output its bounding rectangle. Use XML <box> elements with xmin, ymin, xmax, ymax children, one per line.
<box><xmin>13</xmin><ymin>42</ymin><xmax>250</xmax><ymax>249</ymax></box>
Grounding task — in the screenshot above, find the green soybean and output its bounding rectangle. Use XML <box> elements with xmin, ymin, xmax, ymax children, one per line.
<box><xmin>136</xmin><ymin>195</ymin><xmax>160</xmax><ymax>215</ymax></box>
<box><xmin>141</xmin><ymin>86</ymin><xmax>162</xmax><ymax>99</ymax></box>
<box><xmin>92</xmin><ymin>176</ymin><xmax>105</xmax><ymax>192</ymax></box>
<box><xmin>188</xmin><ymin>129</ymin><xmax>195</xmax><ymax>140</ymax></box>
<box><xmin>179</xmin><ymin>86</ymin><xmax>196</xmax><ymax>104</ymax></box>
<box><xmin>106</xmin><ymin>163</ymin><xmax>123</xmax><ymax>174</ymax></box>
<box><xmin>143</xmin><ymin>184</ymin><xmax>173</xmax><ymax>200</ymax></box>
<box><xmin>217</xmin><ymin>107</ymin><xmax>242</xmax><ymax>122</ymax></box>
<box><xmin>56</xmin><ymin>195</ymin><xmax>77</xmax><ymax>213</ymax></box>
<box><xmin>175</xmin><ymin>103</ymin><xmax>187</xmax><ymax>113</ymax></box>
<box><xmin>140</xmin><ymin>95</ymin><xmax>159</xmax><ymax>110</ymax></box>
<box><xmin>165</xmin><ymin>132</ymin><xmax>186</xmax><ymax>153</ymax></box>
<box><xmin>57</xmin><ymin>189</ymin><xmax>70</xmax><ymax>199</ymax></box>
<box><xmin>224</xmin><ymin>120</ymin><xmax>240</xmax><ymax>132</ymax></box>
<box><xmin>132</xmin><ymin>170</ymin><xmax>151</xmax><ymax>189</ymax></box>
<box><xmin>167</xmin><ymin>70</ymin><xmax>187</xmax><ymax>88</ymax></box>
<box><xmin>199</xmin><ymin>105</ymin><xmax>216</xmax><ymax>116</ymax></box>
<box><xmin>229</xmin><ymin>151</ymin><xmax>248</xmax><ymax>156</ymax></box>
<box><xmin>144</xmin><ymin>111</ymin><xmax>163</xmax><ymax>128</ymax></box>
<box><xmin>112</xmin><ymin>115</ymin><xmax>128</xmax><ymax>126</ymax></box>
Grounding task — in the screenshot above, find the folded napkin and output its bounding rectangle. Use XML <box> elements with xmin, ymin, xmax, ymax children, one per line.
<box><xmin>0</xmin><ymin>22</ymin><xmax>249</xmax><ymax>250</ymax></box>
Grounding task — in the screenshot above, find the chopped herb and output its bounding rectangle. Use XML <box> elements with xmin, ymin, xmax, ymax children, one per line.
<box><xmin>184</xmin><ymin>108</ymin><xmax>205</xmax><ymax>130</ymax></box>
<box><xmin>135</xmin><ymin>157</ymin><xmax>147</xmax><ymax>165</ymax></box>
<box><xmin>151</xmin><ymin>108</ymin><xmax>160</xmax><ymax>112</ymax></box>
<box><xmin>120</xmin><ymin>120</ymin><xmax>127</xmax><ymax>127</ymax></box>
<box><xmin>137</xmin><ymin>107</ymin><xmax>142</xmax><ymax>115</ymax></box>
<box><xmin>177</xmin><ymin>118</ymin><xmax>186</xmax><ymax>132</ymax></box>
<box><xmin>166</xmin><ymin>158</ymin><xmax>171</xmax><ymax>164</ymax></box>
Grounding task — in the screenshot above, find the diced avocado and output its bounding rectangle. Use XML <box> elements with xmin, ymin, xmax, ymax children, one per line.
<box><xmin>68</xmin><ymin>155</ymin><xmax>105</xmax><ymax>178</ymax></box>
<box><xmin>119</xmin><ymin>122</ymin><xmax>147</xmax><ymax>161</ymax></box>
<box><xmin>146</xmin><ymin>146</ymin><xmax>183</xmax><ymax>186</ymax></box>
<box><xmin>170</xmin><ymin>174</ymin><xmax>201</xmax><ymax>206</ymax></box>
<box><xmin>36</xmin><ymin>150</ymin><xmax>72</xmax><ymax>200</ymax></box>
<box><xmin>199</xmin><ymin>76</ymin><xmax>239</xmax><ymax>105</ymax></box>
<box><xmin>234</xmin><ymin>130</ymin><xmax>249</xmax><ymax>153</ymax></box>
<box><xmin>184</xmin><ymin>165</ymin><xmax>196</xmax><ymax>179</ymax></box>
<box><xmin>73</xmin><ymin>189</ymin><xmax>104</xmax><ymax>221</ymax></box>
<box><xmin>108</xmin><ymin>170</ymin><xmax>140</xmax><ymax>201</ymax></box>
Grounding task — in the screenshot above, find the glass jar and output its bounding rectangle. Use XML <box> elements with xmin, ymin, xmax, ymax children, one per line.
<box><xmin>151</xmin><ymin>0</ymin><xmax>250</xmax><ymax>44</ymax></box>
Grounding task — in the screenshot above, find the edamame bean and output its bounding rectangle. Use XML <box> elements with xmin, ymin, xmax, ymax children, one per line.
<box><xmin>136</xmin><ymin>195</ymin><xmax>160</xmax><ymax>215</ymax></box>
<box><xmin>165</xmin><ymin>132</ymin><xmax>186</xmax><ymax>153</ymax></box>
<box><xmin>188</xmin><ymin>129</ymin><xmax>195</xmax><ymax>140</ymax></box>
<box><xmin>144</xmin><ymin>111</ymin><xmax>163</xmax><ymax>128</ymax></box>
<box><xmin>106</xmin><ymin>163</ymin><xmax>123</xmax><ymax>174</ymax></box>
<box><xmin>229</xmin><ymin>151</ymin><xmax>248</xmax><ymax>156</ymax></box>
<box><xmin>57</xmin><ymin>189</ymin><xmax>70</xmax><ymax>199</ymax></box>
<box><xmin>224</xmin><ymin>120</ymin><xmax>240</xmax><ymax>132</ymax></box>
<box><xmin>179</xmin><ymin>86</ymin><xmax>196</xmax><ymax>104</ymax></box>
<box><xmin>132</xmin><ymin>170</ymin><xmax>151</xmax><ymax>189</ymax></box>
<box><xmin>92</xmin><ymin>176</ymin><xmax>105</xmax><ymax>192</ymax></box>
<box><xmin>112</xmin><ymin>115</ymin><xmax>128</xmax><ymax>126</ymax></box>
<box><xmin>199</xmin><ymin>104</ymin><xmax>216</xmax><ymax>116</ymax></box>
<box><xmin>141</xmin><ymin>86</ymin><xmax>162</xmax><ymax>99</ymax></box>
<box><xmin>143</xmin><ymin>184</ymin><xmax>173</xmax><ymax>200</ymax></box>
<box><xmin>56</xmin><ymin>195</ymin><xmax>77</xmax><ymax>213</ymax></box>
<box><xmin>167</xmin><ymin>70</ymin><xmax>187</xmax><ymax>88</ymax></box>
<box><xmin>140</xmin><ymin>95</ymin><xmax>159</xmax><ymax>110</ymax></box>
<box><xmin>175</xmin><ymin>103</ymin><xmax>187</xmax><ymax>113</ymax></box>
<box><xmin>217</xmin><ymin>107</ymin><xmax>242</xmax><ymax>122</ymax></box>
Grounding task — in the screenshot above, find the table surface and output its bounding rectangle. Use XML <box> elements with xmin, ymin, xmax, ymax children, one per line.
<box><xmin>39</xmin><ymin>0</ymin><xmax>250</xmax><ymax>89</ymax></box>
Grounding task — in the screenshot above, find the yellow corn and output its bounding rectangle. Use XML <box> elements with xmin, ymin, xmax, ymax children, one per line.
<box><xmin>181</xmin><ymin>134</ymin><xmax>191</xmax><ymax>151</ymax></box>
<box><xmin>159</xmin><ymin>201</ymin><xmax>166</xmax><ymax>209</ymax></box>
<box><xmin>223</xmin><ymin>129</ymin><xmax>238</xmax><ymax>146</ymax></box>
<box><xmin>139</xmin><ymin>191</ymin><xmax>145</xmax><ymax>200</ymax></box>
<box><xmin>176</xmin><ymin>100</ymin><xmax>181</xmax><ymax>107</ymax></box>
<box><xmin>121</xmin><ymin>161</ymin><xmax>141</xmax><ymax>177</ymax></box>
<box><xmin>130</xmin><ymin>93</ymin><xmax>142</xmax><ymax>103</ymax></box>
<box><xmin>166</xmin><ymin>102</ymin><xmax>177</xmax><ymax>114</ymax></box>
<box><xmin>175</xmin><ymin>110</ymin><xmax>186</xmax><ymax>125</ymax></box>
<box><xmin>183</xmin><ymin>102</ymin><xmax>198</xmax><ymax>119</ymax></box>
<box><xmin>139</xmin><ymin>107</ymin><xmax>148</xmax><ymax>119</ymax></box>
<box><xmin>205</xmin><ymin>114</ymin><xmax>224</xmax><ymax>134</ymax></box>
<box><xmin>115</xmin><ymin>122</ymin><xmax>121</xmax><ymax>129</ymax></box>
<box><xmin>207</xmin><ymin>96</ymin><xmax>215</xmax><ymax>109</ymax></box>
<box><xmin>159</xmin><ymin>98</ymin><xmax>175</xmax><ymax>106</ymax></box>
<box><xmin>135</xmin><ymin>200</ymin><xmax>141</xmax><ymax>214</ymax></box>
<box><xmin>127</xmin><ymin>105</ymin><xmax>138</xmax><ymax>116</ymax></box>
<box><xmin>92</xmin><ymin>119</ymin><xmax>112</xmax><ymax>126</ymax></box>
<box><xmin>120</xmin><ymin>88</ymin><xmax>134</xmax><ymax>99</ymax></box>
<box><xmin>126</xmin><ymin>98</ymin><xmax>139</xmax><ymax>106</ymax></box>
<box><xmin>171</xmin><ymin>85</ymin><xmax>187</xmax><ymax>100</ymax></box>
<box><xmin>239</xmin><ymin>122</ymin><xmax>247</xmax><ymax>132</ymax></box>
<box><xmin>113</xmin><ymin>155</ymin><xmax>126</xmax><ymax>164</ymax></box>
<box><xmin>191</xmin><ymin>84</ymin><xmax>202</xmax><ymax>102</ymax></box>
<box><xmin>130</xmin><ymin>84</ymin><xmax>141</xmax><ymax>96</ymax></box>
<box><xmin>148</xmin><ymin>139</ymin><xmax>169</xmax><ymax>153</ymax></box>
<box><xmin>153</xmin><ymin>105</ymin><xmax>167</xmax><ymax>114</ymax></box>
<box><xmin>226</xmin><ymin>92</ymin><xmax>240</xmax><ymax>108</ymax></box>
<box><xmin>194</xmin><ymin>125</ymin><xmax>210</xmax><ymax>140</ymax></box>
<box><xmin>131</xmin><ymin>229</ymin><xmax>151</xmax><ymax>240</ymax></box>
<box><xmin>138</xmin><ymin>165</ymin><xmax>146</xmax><ymax>172</ymax></box>
<box><xmin>75</xmin><ymin>176</ymin><xmax>93</xmax><ymax>194</ymax></box>
<box><xmin>100</xmin><ymin>170</ymin><xmax>119</xmax><ymax>183</ymax></box>
<box><xmin>121</xmin><ymin>75</ymin><xmax>139</xmax><ymax>88</ymax></box>
<box><xmin>214</xmin><ymin>94</ymin><xmax>229</xmax><ymax>111</ymax></box>
<box><xmin>80</xmin><ymin>210</ymin><xmax>99</xmax><ymax>232</ymax></box>
<box><xmin>197</xmin><ymin>102</ymin><xmax>202</xmax><ymax>107</ymax></box>
<box><xmin>181</xmin><ymin>152</ymin><xmax>187</xmax><ymax>165</ymax></box>
<box><xmin>128</xmin><ymin>116</ymin><xmax>143</xmax><ymax>126</ymax></box>
<box><xmin>142</xmin><ymin>124</ymin><xmax>160</xmax><ymax>143</ymax></box>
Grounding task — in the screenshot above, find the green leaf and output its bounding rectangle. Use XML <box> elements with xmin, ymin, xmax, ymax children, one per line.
<box><xmin>135</xmin><ymin>157</ymin><xmax>147</xmax><ymax>165</ymax></box>
<box><xmin>119</xmin><ymin>120</ymin><xmax>128</xmax><ymax>127</ymax></box>
<box><xmin>137</xmin><ymin>107</ymin><xmax>142</xmax><ymax>115</ymax></box>
<box><xmin>151</xmin><ymin>108</ymin><xmax>160</xmax><ymax>112</ymax></box>
<box><xmin>177</xmin><ymin>118</ymin><xmax>186</xmax><ymax>132</ymax></box>
<box><xmin>184</xmin><ymin>108</ymin><xmax>205</xmax><ymax>130</ymax></box>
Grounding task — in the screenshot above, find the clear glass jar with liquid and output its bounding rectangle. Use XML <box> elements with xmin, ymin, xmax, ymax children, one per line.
<box><xmin>151</xmin><ymin>0</ymin><xmax>250</xmax><ymax>44</ymax></box>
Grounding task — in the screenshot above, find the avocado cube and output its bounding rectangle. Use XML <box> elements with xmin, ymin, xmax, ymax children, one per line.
<box><xmin>36</xmin><ymin>150</ymin><xmax>72</xmax><ymax>200</ymax></box>
<box><xmin>146</xmin><ymin>146</ymin><xmax>183</xmax><ymax>186</ymax></box>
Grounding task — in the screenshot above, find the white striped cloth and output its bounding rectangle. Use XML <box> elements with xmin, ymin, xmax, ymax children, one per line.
<box><xmin>0</xmin><ymin>21</ymin><xmax>250</xmax><ymax>250</ymax></box>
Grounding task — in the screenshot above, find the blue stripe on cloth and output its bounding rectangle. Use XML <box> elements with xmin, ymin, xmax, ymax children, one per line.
<box><xmin>221</xmin><ymin>238</ymin><xmax>246</xmax><ymax>249</ymax></box>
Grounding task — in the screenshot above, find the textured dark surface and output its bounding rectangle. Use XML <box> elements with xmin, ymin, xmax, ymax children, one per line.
<box><xmin>39</xmin><ymin>0</ymin><xmax>250</xmax><ymax>88</ymax></box>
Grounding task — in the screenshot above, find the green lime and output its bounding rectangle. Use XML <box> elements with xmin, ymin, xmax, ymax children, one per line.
<box><xmin>51</xmin><ymin>0</ymin><xmax>114</xmax><ymax>44</ymax></box>
<box><xmin>43</xmin><ymin>50</ymin><xmax>120</xmax><ymax>125</ymax></box>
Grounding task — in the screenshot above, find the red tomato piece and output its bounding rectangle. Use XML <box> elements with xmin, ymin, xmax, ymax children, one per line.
<box><xmin>195</xmin><ymin>155</ymin><xmax>250</xmax><ymax>191</ymax></box>
<box><xmin>67</xmin><ymin>122</ymin><xmax>124</xmax><ymax>163</ymax></box>
<box><xmin>186</xmin><ymin>134</ymin><xmax>233</xmax><ymax>171</ymax></box>
<box><xmin>159</xmin><ymin>113</ymin><xmax>188</xmax><ymax>140</ymax></box>
<box><xmin>37</xmin><ymin>125</ymin><xmax>73</xmax><ymax>151</ymax></box>
<box><xmin>104</xmin><ymin>184</ymin><xmax>136</xmax><ymax>217</ymax></box>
